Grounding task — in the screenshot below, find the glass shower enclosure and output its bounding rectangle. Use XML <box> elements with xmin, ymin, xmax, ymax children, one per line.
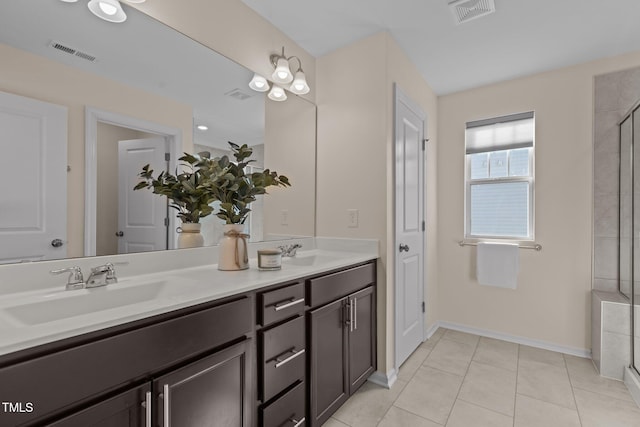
<box><xmin>619</xmin><ymin>101</ymin><xmax>640</xmax><ymax>374</ymax></box>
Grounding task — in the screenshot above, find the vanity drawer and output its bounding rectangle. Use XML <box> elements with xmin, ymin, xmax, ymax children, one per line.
<box><xmin>308</xmin><ymin>262</ymin><xmax>375</xmax><ymax>308</ymax></box>
<box><xmin>258</xmin><ymin>281</ymin><xmax>305</xmax><ymax>327</ymax></box>
<box><xmin>260</xmin><ymin>316</ymin><xmax>305</xmax><ymax>402</ymax></box>
<box><xmin>261</xmin><ymin>381</ymin><xmax>306</xmax><ymax>427</ymax></box>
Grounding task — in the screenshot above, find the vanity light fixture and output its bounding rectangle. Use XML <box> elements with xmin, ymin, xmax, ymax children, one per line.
<box><xmin>249</xmin><ymin>46</ymin><xmax>310</xmax><ymax>99</ymax></box>
<box><xmin>268</xmin><ymin>85</ymin><xmax>287</xmax><ymax>102</ymax></box>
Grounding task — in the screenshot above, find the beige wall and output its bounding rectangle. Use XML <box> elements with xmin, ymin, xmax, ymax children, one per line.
<box><xmin>264</xmin><ymin>96</ymin><xmax>316</xmax><ymax>238</ymax></box>
<box><xmin>437</xmin><ymin>50</ymin><xmax>640</xmax><ymax>352</ymax></box>
<box><xmin>317</xmin><ymin>32</ymin><xmax>438</xmax><ymax>374</ymax></box>
<box><xmin>130</xmin><ymin>0</ymin><xmax>315</xmax><ymax>104</ymax></box>
<box><xmin>0</xmin><ymin>43</ymin><xmax>192</xmax><ymax>258</ymax></box>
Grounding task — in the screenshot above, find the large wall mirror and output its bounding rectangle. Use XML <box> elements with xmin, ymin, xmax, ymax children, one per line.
<box><xmin>0</xmin><ymin>0</ymin><xmax>316</xmax><ymax>264</ymax></box>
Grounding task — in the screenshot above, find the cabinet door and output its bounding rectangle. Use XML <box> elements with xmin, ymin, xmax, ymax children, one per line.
<box><xmin>154</xmin><ymin>339</ymin><xmax>252</xmax><ymax>427</ymax></box>
<box><xmin>348</xmin><ymin>286</ymin><xmax>376</xmax><ymax>394</ymax></box>
<box><xmin>309</xmin><ymin>298</ymin><xmax>348</xmax><ymax>427</ymax></box>
<box><xmin>47</xmin><ymin>384</ymin><xmax>150</xmax><ymax>427</ymax></box>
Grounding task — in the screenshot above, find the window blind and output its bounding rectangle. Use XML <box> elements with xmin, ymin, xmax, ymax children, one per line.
<box><xmin>465</xmin><ymin>111</ymin><xmax>534</xmax><ymax>154</ymax></box>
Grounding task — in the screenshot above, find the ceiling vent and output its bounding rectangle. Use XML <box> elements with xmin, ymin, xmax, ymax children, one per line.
<box><xmin>49</xmin><ymin>41</ymin><xmax>97</xmax><ymax>63</ymax></box>
<box><xmin>448</xmin><ymin>0</ymin><xmax>495</xmax><ymax>25</ymax></box>
<box><xmin>225</xmin><ymin>88</ymin><xmax>252</xmax><ymax>101</ymax></box>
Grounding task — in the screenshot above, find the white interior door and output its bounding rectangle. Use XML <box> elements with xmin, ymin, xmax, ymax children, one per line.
<box><xmin>0</xmin><ymin>91</ymin><xmax>67</xmax><ymax>264</ymax></box>
<box><xmin>394</xmin><ymin>85</ymin><xmax>426</xmax><ymax>369</ymax></box>
<box><xmin>117</xmin><ymin>138</ymin><xmax>168</xmax><ymax>254</ymax></box>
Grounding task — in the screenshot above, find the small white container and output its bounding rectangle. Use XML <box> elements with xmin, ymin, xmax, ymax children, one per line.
<box><xmin>257</xmin><ymin>249</ymin><xmax>282</xmax><ymax>270</ymax></box>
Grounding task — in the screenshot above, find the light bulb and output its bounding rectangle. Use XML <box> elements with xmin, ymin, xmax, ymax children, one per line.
<box><xmin>248</xmin><ymin>73</ymin><xmax>270</xmax><ymax>92</ymax></box>
<box><xmin>268</xmin><ymin>86</ymin><xmax>287</xmax><ymax>102</ymax></box>
<box><xmin>289</xmin><ymin>70</ymin><xmax>310</xmax><ymax>95</ymax></box>
<box><xmin>99</xmin><ymin>1</ymin><xmax>118</xmax><ymax>15</ymax></box>
<box><xmin>88</xmin><ymin>0</ymin><xmax>127</xmax><ymax>23</ymax></box>
<box><xmin>271</xmin><ymin>57</ymin><xmax>293</xmax><ymax>84</ymax></box>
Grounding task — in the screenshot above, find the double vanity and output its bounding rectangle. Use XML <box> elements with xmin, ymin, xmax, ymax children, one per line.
<box><xmin>0</xmin><ymin>238</ymin><xmax>378</xmax><ymax>427</ymax></box>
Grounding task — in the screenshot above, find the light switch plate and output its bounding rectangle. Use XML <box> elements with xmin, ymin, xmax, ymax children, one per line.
<box><xmin>347</xmin><ymin>209</ymin><xmax>359</xmax><ymax>228</ymax></box>
<box><xmin>281</xmin><ymin>209</ymin><xmax>289</xmax><ymax>226</ymax></box>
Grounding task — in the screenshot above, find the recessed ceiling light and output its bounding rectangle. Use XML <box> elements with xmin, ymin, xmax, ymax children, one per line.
<box><xmin>197</xmin><ymin>125</ymin><xmax>208</xmax><ymax>131</ymax></box>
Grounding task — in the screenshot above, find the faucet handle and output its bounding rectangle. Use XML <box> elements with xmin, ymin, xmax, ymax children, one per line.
<box><xmin>50</xmin><ymin>266</ymin><xmax>84</xmax><ymax>290</ymax></box>
<box><xmin>104</xmin><ymin>261</ymin><xmax>129</xmax><ymax>284</ymax></box>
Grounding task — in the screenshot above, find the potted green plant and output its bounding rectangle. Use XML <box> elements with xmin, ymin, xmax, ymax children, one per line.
<box><xmin>134</xmin><ymin>152</ymin><xmax>218</xmax><ymax>248</ymax></box>
<box><xmin>203</xmin><ymin>142</ymin><xmax>291</xmax><ymax>270</ymax></box>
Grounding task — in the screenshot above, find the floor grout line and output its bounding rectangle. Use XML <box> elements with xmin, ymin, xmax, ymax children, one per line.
<box><xmin>441</xmin><ymin>332</ymin><xmax>481</xmax><ymax>426</ymax></box>
<box><xmin>563</xmin><ymin>354</ymin><xmax>584</xmax><ymax>426</ymax></box>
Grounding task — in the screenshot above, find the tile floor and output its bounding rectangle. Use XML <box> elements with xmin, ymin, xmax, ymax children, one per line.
<box><xmin>323</xmin><ymin>328</ymin><xmax>640</xmax><ymax>427</ymax></box>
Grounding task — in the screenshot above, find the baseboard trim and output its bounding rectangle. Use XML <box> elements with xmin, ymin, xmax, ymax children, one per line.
<box><xmin>624</xmin><ymin>366</ymin><xmax>640</xmax><ymax>409</ymax></box>
<box><xmin>368</xmin><ymin>369</ymin><xmax>397</xmax><ymax>389</ymax></box>
<box><xmin>438</xmin><ymin>321</ymin><xmax>592</xmax><ymax>358</ymax></box>
<box><xmin>425</xmin><ymin>322</ymin><xmax>439</xmax><ymax>340</ymax></box>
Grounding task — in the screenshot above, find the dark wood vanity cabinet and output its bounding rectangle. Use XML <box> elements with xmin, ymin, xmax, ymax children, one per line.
<box><xmin>308</xmin><ymin>263</ymin><xmax>377</xmax><ymax>427</ymax></box>
<box><xmin>0</xmin><ymin>296</ymin><xmax>253</xmax><ymax>427</ymax></box>
<box><xmin>47</xmin><ymin>384</ymin><xmax>150</xmax><ymax>427</ymax></box>
<box><xmin>0</xmin><ymin>260</ymin><xmax>376</xmax><ymax>427</ymax></box>
<box><xmin>154</xmin><ymin>339</ymin><xmax>252</xmax><ymax>427</ymax></box>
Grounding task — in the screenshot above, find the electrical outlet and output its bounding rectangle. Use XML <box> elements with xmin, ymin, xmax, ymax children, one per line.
<box><xmin>347</xmin><ymin>209</ymin><xmax>359</xmax><ymax>228</ymax></box>
<box><xmin>280</xmin><ymin>209</ymin><xmax>289</xmax><ymax>226</ymax></box>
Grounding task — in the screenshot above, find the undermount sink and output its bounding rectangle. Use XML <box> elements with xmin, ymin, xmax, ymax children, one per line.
<box><xmin>4</xmin><ymin>279</ymin><xmax>176</xmax><ymax>326</ymax></box>
<box><xmin>281</xmin><ymin>251</ymin><xmax>341</xmax><ymax>267</ymax></box>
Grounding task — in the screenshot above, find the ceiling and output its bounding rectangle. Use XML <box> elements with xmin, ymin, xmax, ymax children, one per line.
<box><xmin>241</xmin><ymin>0</ymin><xmax>640</xmax><ymax>95</ymax></box>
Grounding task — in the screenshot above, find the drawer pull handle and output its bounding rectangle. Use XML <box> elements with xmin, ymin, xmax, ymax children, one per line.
<box><xmin>354</xmin><ymin>297</ymin><xmax>357</xmax><ymax>331</ymax></box>
<box><xmin>161</xmin><ymin>384</ymin><xmax>170</xmax><ymax>427</ymax></box>
<box><xmin>141</xmin><ymin>391</ymin><xmax>152</xmax><ymax>427</ymax></box>
<box><xmin>274</xmin><ymin>297</ymin><xmax>305</xmax><ymax>312</ymax></box>
<box><xmin>275</xmin><ymin>348</ymin><xmax>306</xmax><ymax>368</ymax></box>
<box><xmin>290</xmin><ymin>417</ymin><xmax>306</xmax><ymax>427</ymax></box>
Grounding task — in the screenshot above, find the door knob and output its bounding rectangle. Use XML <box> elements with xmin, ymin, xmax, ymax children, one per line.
<box><xmin>399</xmin><ymin>244</ymin><xmax>410</xmax><ymax>252</ymax></box>
<box><xmin>115</xmin><ymin>231</ymin><xmax>124</xmax><ymax>237</ymax></box>
<box><xmin>51</xmin><ymin>239</ymin><xmax>64</xmax><ymax>248</ymax></box>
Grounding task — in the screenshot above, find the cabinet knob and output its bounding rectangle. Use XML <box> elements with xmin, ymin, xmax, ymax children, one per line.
<box><xmin>115</xmin><ymin>231</ymin><xmax>124</xmax><ymax>237</ymax></box>
<box><xmin>51</xmin><ymin>238</ymin><xmax>64</xmax><ymax>248</ymax></box>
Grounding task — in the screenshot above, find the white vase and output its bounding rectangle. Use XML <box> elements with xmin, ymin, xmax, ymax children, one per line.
<box><xmin>218</xmin><ymin>224</ymin><xmax>250</xmax><ymax>271</ymax></box>
<box><xmin>177</xmin><ymin>223</ymin><xmax>204</xmax><ymax>249</ymax></box>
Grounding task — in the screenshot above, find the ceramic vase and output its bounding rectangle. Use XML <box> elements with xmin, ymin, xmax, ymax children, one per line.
<box><xmin>218</xmin><ymin>224</ymin><xmax>250</xmax><ymax>270</ymax></box>
<box><xmin>177</xmin><ymin>223</ymin><xmax>204</xmax><ymax>249</ymax></box>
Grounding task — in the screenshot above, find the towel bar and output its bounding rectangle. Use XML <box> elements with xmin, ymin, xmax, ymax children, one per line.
<box><xmin>458</xmin><ymin>240</ymin><xmax>542</xmax><ymax>251</ymax></box>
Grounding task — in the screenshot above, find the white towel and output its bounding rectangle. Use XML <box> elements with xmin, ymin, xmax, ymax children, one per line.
<box><xmin>476</xmin><ymin>242</ymin><xmax>519</xmax><ymax>289</ymax></box>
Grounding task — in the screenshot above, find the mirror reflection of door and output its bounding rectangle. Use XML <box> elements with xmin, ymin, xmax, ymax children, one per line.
<box><xmin>95</xmin><ymin>123</ymin><xmax>169</xmax><ymax>256</ymax></box>
<box><xmin>0</xmin><ymin>91</ymin><xmax>67</xmax><ymax>264</ymax></box>
<box><xmin>117</xmin><ymin>138</ymin><xmax>169</xmax><ymax>254</ymax></box>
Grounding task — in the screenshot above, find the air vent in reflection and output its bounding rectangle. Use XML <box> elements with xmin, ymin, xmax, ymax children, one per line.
<box><xmin>448</xmin><ymin>0</ymin><xmax>495</xmax><ymax>25</ymax></box>
<box><xmin>225</xmin><ymin>88</ymin><xmax>252</xmax><ymax>101</ymax></box>
<box><xmin>49</xmin><ymin>41</ymin><xmax>97</xmax><ymax>63</ymax></box>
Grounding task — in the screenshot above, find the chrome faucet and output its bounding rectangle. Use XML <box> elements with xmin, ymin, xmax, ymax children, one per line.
<box><xmin>50</xmin><ymin>266</ymin><xmax>85</xmax><ymax>290</ymax></box>
<box><xmin>278</xmin><ymin>243</ymin><xmax>302</xmax><ymax>257</ymax></box>
<box><xmin>50</xmin><ymin>262</ymin><xmax>128</xmax><ymax>290</ymax></box>
<box><xmin>85</xmin><ymin>262</ymin><xmax>127</xmax><ymax>288</ymax></box>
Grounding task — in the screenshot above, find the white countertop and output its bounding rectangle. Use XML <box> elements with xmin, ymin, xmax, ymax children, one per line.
<box><xmin>0</xmin><ymin>239</ymin><xmax>378</xmax><ymax>358</ymax></box>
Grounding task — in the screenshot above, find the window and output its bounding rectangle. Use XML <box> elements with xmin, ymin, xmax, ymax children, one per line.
<box><xmin>465</xmin><ymin>111</ymin><xmax>534</xmax><ymax>240</ymax></box>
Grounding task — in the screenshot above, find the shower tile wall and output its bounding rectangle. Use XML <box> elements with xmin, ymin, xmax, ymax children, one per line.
<box><xmin>594</xmin><ymin>66</ymin><xmax>640</xmax><ymax>293</ymax></box>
